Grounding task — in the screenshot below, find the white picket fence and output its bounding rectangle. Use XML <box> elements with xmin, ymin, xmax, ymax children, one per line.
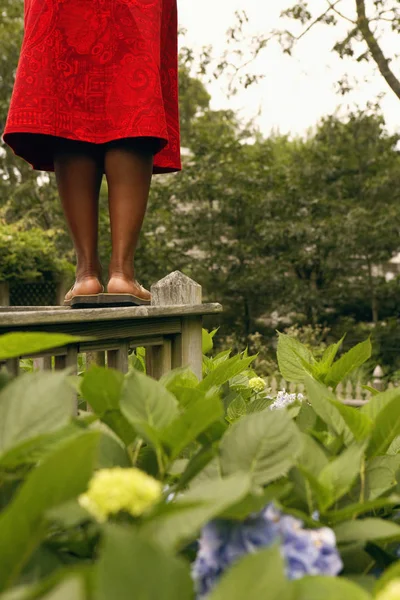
<box><xmin>265</xmin><ymin>365</ymin><xmax>395</xmax><ymax>406</ymax></box>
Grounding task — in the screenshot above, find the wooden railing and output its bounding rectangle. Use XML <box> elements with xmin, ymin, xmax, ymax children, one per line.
<box><xmin>0</xmin><ymin>271</ymin><xmax>222</xmax><ymax>381</ymax></box>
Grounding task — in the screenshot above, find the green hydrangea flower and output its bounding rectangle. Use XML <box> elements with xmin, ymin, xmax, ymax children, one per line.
<box><xmin>376</xmin><ymin>580</ymin><xmax>400</xmax><ymax>600</ymax></box>
<box><xmin>79</xmin><ymin>467</ymin><xmax>162</xmax><ymax>522</ymax></box>
<box><xmin>248</xmin><ymin>376</ymin><xmax>266</xmax><ymax>392</ymax></box>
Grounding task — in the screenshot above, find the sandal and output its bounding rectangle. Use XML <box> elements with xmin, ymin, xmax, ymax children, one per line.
<box><xmin>64</xmin><ymin>283</ymin><xmax>105</xmax><ymax>308</ymax></box>
<box><xmin>98</xmin><ymin>280</ymin><xmax>151</xmax><ymax>307</ymax></box>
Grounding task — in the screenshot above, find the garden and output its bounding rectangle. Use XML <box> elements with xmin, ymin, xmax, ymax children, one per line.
<box><xmin>2</xmin><ymin>0</ymin><xmax>400</xmax><ymax>597</ymax></box>
<box><xmin>1</xmin><ymin>328</ymin><xmax>400</xmax><ymax>599</ymax></box>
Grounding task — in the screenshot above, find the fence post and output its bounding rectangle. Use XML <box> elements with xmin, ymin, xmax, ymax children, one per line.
<box><xmin>373</xmin><ymin>365</ymin><xmax>384</xmax><ymax>392</ymax></box>
<box><xmin>107</xmin><ymin>343</ymin><xmax>129</xmax><ymax>374</ymax></box>
<box><xmin>55</xmin><ymin>278</ymin><xmax>70</xmax><ymax>306</ymax></box>
<box><xmin>0</xmin><ymin>282</ymin><xmax>10</xmax><ymax>306</ymax></box>
<box><xmin>149</xmin><ymin>270</ymin><xmax>203</xmax><ymax>380</ymax></box>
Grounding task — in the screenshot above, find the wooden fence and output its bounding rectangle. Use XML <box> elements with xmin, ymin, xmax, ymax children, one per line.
<box><xmin>0</xmin><ymin>271</ymin><xmax>222</xmax><ymax>392</ymax></box>
<box><xmin>0</xmin><ymin>271</ymin><xmax>395</xmax><ymax>409</ymax></box>
<box><xmin>265</xmin><ymin>364</ymin><xmax>393</xmax><ymax>406</ymax></box>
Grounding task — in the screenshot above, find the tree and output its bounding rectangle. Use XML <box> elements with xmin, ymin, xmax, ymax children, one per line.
<box><xmin>272</xmin><ymin>1</ymin><xmax>400</xmax><ymax>101</ymax></box>
<box><xmin>274</xmin><ymin>108</ymin><xmax>400</xmax><ymax>325</ymax></box>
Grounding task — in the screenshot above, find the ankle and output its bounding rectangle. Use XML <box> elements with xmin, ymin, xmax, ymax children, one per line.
<box><xmin>76</xmin><ymin>260</ymin><xmax>102</xmax><ymax>281</ymax></box>
<box><xmin>75</xmin><ymin>269</ymin><xmax>102</xmax><ymax>283</ymax></box>
<box><xmin>108</xmin><ymin>263</ymin><xmax>134</xmax><ymax>281</ymax></box>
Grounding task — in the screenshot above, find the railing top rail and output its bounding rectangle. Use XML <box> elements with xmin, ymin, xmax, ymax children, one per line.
<box><xmin>0</xmin><ymin>302</ymin><xmax>223</xmax><ymax>326</ymax></box>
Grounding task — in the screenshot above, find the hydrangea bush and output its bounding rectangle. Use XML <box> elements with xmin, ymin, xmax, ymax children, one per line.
<box><xmin>0</xmin><ymin>329</ymin><xmax>400</xmax><ymax>599</ymax></box>
<box><xmin>193</xmin><ymin>503</ymin><xmax>343</xmax><ymax>598</ymax></box>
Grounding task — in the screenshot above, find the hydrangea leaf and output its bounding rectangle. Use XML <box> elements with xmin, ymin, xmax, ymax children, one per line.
<box><xmin>202</xmin><ymin>328</ymin><xmax>215</xmax><ymax>355</ymax></box>
<box><xmin>0</xmin><ymin>431</ymin><xmax>100</xmax><ymax>592</ymax></box>
<box><xmin>246</xmin><ymin>396</ymin><xmax>272</xmax><ymax>414</ymax></box>
<box><xmin>360</xmin><ymin>388</ymin><xmax>400</xmax><ymax>421</ymax></box>
<box><xmin>367</xmin><ymin>392</ymin><xmax>400</xmax><ymax>457</ymax></box>
<box><xmin>96</xmin><ymin>525</ymin><xmax>192</xmax><ymax>600</ymax></box>
<box><xmin>208</xmin><ymin>544</ymin><xmax>290</xmax><ymax>600</ymax></box>
<box><xmin>198</xmin><ymin>355</ymin><xmax>256</xmax><ymax>392</ymax></box>
<box><xmin>276</xmin><ymin>331</ymin><xmax>315</xmax><ymax>383</ymax></box>
<box><xmin>364</xmin><ymin>455</ymin><xmax>400</xmax><ymax>500</ymax></box>
<box><xmin>319</xmin><ymin>335</ymin><xmax>346</xmax><ymax>369</ymax></box>
<box><xmin>304</xmin><ymin>376</ymin><xmax>353</xmax><ymax>444</ymax></box>
<box><xmin>324</xmin><ymin>338</ymin><xmax>372</xmax><ymax>388</ymax></box>
<box><xmin>0</xmin><ymin>332</ymin><xmax>84</xmax><ymax>360</ymax></box>
<box><xmin>41</xmin><ymin>576</ymin><xmax>86</xmax><ymax>600</ymax></box>
<box><xmin>81</xmin><ymin>366</ymin><xmax>124</xmax><ymax>412</ymax></box>
<box><xmin>81</xmin><ymin>367</ymin><xmax>136</xmax><ymax>446</ymax></box>
<box><xmin>334</xmin><ymin>518</ymin><xmax>400</xmax><ymax>544</ymax></box>
<box><xmin>291</xmin><ymin>575</ymin><xmax>371</xmax><ymax>600</ymax></box>
<box><xmin>160</xmin><ymin>392</ymin><xmax>223</xmax><ymax>459</ymax></box>
<box><xmin>0</xmin><ymin>371</ymin><xmax>76</xmax><ymax>456</ymax></box>
<box><xmin>226</xmin><ymin>395</ymin><xmax>247</xmax><ymax>423</ymax></box>
<box><xmin>120</xmin><ymin>369</ymin><xmax>179</xmax><ymax>447</ymax></box>
<box><xmin>159</xmin><ymin>367</ymin><xmax>199</xmax><ymax>407</ymax></box>
<box><xmin>324</xmin><ymin>495</ymin><xmax>400</xmax><ymax>524</ymax></box>
<box><xmin>139</xmin><ymin>473</ymin><xmax>251</xmax><ymax>551</ymax></box>
<box><xmin>219</xmin><ymin>408</ymin><xmax>302</xmax><ymax>486</ymax></box>
<box><xmin>318</xmin><ymin>443</ymin><xmax>366</xmax><ymax>510</ymax></box>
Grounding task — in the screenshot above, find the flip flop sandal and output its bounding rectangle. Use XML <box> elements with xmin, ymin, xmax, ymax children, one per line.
<box><xmin>95</xmin><ymin>293</ymin><xmax>151</xmax><ymax>307</ymax></box>
<box><xmin>98</xmin><ymin>281</ymin><xmax>151</xmax><ymax>307</ymax></box>
<box><xmin>64</xmin><ymin>284</ymin><xmax>105</xmax><ymax>308</ymax></box>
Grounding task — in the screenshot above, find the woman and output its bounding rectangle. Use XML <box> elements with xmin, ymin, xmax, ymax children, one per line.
<box><xmin>1</xmin><ymin>0</ymin><xmax>181</xmax><ymax>307</ymax></box>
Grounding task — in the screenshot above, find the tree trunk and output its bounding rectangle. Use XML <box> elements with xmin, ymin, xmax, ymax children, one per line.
<box><xmin>355</xmin><ymin>0</ymin><xmax>400</xmax><ymax>101</ymax></box>
<box><xmin>366</xmin><ymin>257</ymin><xmax>379</xmax><ymax>324</ymax></box>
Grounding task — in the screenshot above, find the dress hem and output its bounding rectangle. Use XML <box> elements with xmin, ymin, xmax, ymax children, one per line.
<box><xmin>1</xmin><ymin>129</ymin><xmax>182</xmax><ymax>175</ymax></box>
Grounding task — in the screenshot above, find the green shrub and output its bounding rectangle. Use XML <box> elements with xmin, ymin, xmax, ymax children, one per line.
<box><xmin>0</xmin><ymin>329</ymin><xmax>399</xmax><ymax>598</ymax></box>
<box><xmin>0</xmin><ymin>223</ymin><xmax>73</xmax><ymax>282</ymax></box>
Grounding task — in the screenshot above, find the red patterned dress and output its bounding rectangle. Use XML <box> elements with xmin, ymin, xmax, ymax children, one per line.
<box><xmin>1</xmin><ymin>0</ymin><xmax>181</xmax><ymax>175</ymax></box>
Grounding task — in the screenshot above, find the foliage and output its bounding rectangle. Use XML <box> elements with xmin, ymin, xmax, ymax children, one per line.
<box><xmin>0</xmin><ymin>223</ymin><xmax>73</xmax><ymax>282</ymax></box>
<box><xmin>1</xmin><ymin>328</ymin><xmax>400</xmax><ymax>598</ymax></box>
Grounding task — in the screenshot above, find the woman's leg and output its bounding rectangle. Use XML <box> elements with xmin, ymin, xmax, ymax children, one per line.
<box><xmin>54</xmin><ymin>138</ymin><xmax>104</xmax><ymax>300</ymax></box>
<box><xmin>104</xmin><ymin>137</ymin><xmax>157</xmax><ymax>299</ymax></box>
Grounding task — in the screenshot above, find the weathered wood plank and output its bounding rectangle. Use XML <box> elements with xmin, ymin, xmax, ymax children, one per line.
<box><xmin>107</xmin><ymin>342</ymin><xmax>129</xmax><ymax>374</ymax></box>
<box><xmin>86</xmin><ymin>351</ymin><xmax>106</xmax><ymax>368</ymax></box>
<box><xmin>54</xmin><ymin>346</ymin><xmax>78</xmax><ymax>371</ymax></box>
<box><xmin>24</xmin><ymin>337</ymin><xmax>166</xmax><ymax>359</ymax></box>
<box><xmin>0</xmin><ymin>282</ymin><xmax>10</xmax><ymax>307</ymax></box>
<box><xmin>151</xmin><ymin>271</ymin><xmax>202</xmax><ymax>305</ymax></box>
<box><xmin>54</xmin><ymin>346</ymin><xmax>78</xmax><ymax>414</ymax></box>
<box><xmin>151</xmin><ymin>272</ymin><xmax>203</xmax><ymax>380</ymax></box>
<box><xmin>0</xmin><ymin>303</ymin><xmax>222</xmax><ymax>326</ymax></box>
<box><xmin>180</xmin><ymin>316</ymin><xmax>203</xmax><ymax>380</ymax></box>
<box><xmin>5</xmin><ymin>358</ymin><xmax>19</xmax><ymax>377</ymax></box>
<box><xmin>33</xmin><ymin>356</ymin><xmax>52</xmax><ymax>370</ymax></box>
<box><xmin>145</xmin><ymin>338</ymin><xmax>172</xmax><ymax>380</ymax></box>
<box><xmin>0</xmin><ymin>317</ymin><xmax>182</xmax><ymax>339</ymax></box>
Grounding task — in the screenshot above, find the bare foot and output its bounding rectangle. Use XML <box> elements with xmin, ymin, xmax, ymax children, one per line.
<box><xmin>64</xmin><ymin>276</ymin><xmax>103</xmax><ymax>302</ymax></box>
<box><xmin>107</xmin><ymin>274</ymin><xmax>151</xmax><ymax>301</ymax></box>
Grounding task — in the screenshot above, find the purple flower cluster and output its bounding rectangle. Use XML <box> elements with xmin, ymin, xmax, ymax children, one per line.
<box><xmin>192</xmin><ymin>503</ymin><xmax>343</xmax><ymax>599</ymax></box>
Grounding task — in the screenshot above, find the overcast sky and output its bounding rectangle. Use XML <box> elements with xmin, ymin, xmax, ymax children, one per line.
<box><xmin>178</xmin><ymin>0</ymin><xmax>400</xmax><ymax>138</ymax></box>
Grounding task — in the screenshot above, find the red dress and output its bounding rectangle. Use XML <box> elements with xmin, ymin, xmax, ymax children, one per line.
<box><xmin>1</xmin><ymin>0</ymin><xmax>181</xmax><ymax>175</ymax></box>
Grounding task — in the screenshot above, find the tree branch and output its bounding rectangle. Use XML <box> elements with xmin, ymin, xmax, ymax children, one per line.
<box><xmin>356</xmin><ymin>0</ymin><xmax>400</xmax><ymax>101</ymax></box>
<box><xmin>295</xmin><ymin>2</ymin><xmax>340</xmax><ymax>41</ymax></box>
<box><xmin>326</xmin><ymin>0</ymin><xmax>356</xmax><ymax>25</ymax></box>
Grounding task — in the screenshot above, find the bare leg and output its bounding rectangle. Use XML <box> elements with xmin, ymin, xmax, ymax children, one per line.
<box><xmin>104</xmin><ymin>137</ymin><xmax>157</xmax><ymax>299</ymax></box>
<box><xmin>54</xmin><ymin>138</ymin><xmax>103</xmax><ymax>301</ymax></box>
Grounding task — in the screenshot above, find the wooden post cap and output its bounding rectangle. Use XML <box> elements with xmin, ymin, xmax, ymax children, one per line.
<box><xmin>151</xmin><ymin>271</ymin><xmax>202</xmax><ymax>306</ymax></box>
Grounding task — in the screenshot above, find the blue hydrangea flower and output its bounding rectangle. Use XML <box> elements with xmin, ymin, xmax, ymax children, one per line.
<box><xmin>192</xmin><ymin>503</ymin><xmax>343</xmax><ymax>599</ymax></box>
<box><xmin>269</xmin><ymin>390</ymin><xmax>304</xmax><ymax>411</ymax></box>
